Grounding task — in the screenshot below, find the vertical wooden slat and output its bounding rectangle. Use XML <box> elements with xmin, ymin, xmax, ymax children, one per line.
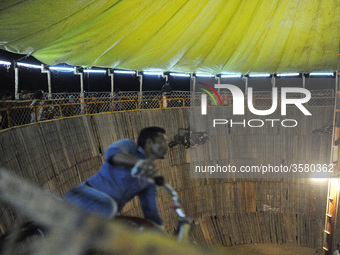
<box><xmin>0</xmin><ymin>107</ymin><xmax>333</xmax><ymax>251</ymax></box>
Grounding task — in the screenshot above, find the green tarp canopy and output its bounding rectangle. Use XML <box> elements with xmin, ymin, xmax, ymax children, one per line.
<box><xmin>1</xmin><ymin>0</ymin><xmax>339</xmax><ymax>73</ymax></box>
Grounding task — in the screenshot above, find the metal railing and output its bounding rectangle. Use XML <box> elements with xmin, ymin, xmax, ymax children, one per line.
<box><xmin>0</xmin><ymin>90</ymin><xmax>335</xmax><ymax>131</ymax></box>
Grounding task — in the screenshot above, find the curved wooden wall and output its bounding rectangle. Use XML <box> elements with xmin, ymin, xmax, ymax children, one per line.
<box><xmin>0</xmin><ymin>107</ymin><xmax>333</xmax><ymax>250</ymax></box>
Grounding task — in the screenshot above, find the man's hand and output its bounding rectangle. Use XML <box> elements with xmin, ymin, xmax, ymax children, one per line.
<box><xmin>140</xmin><ymin>159</ymin><xmax>157</xmax><ymax>178</ymax></box>
<box><xmin>131</xmin><ymin>159</ymin><xmax>157</xmax><ymax>178</ymax></box>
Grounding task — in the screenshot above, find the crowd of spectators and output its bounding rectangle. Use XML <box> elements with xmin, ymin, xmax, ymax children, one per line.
<box><xmin>0</xmin><ymin>86</ymin><xmax>191</xmax><ymax>130</ymax></box>
<box><xmin>0</xmin><ymin>83</ymin><xmax>332</xmax><ymax>130</ymax></box>
<box><xmin>0</xmin><ymin>89</ymin><xmax>60</xmax><ymax>129</ymax></box>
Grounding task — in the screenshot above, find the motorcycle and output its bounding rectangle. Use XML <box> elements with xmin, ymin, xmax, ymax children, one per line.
<box><xmin>0</xmin><ymin>176</ymin><xmax>191</xmax><ymax>254</ymax></box>
<box><xmin>111</xmin><ymin>176</ymin><xmax>191</xmax><ymax>242</ymax></box>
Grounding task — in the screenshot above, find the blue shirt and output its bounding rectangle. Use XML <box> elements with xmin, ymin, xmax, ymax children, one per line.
<box><xmin>87</xmin><ymin>138</ymin><xmax>163</xmax><ymax>225</ymax></box>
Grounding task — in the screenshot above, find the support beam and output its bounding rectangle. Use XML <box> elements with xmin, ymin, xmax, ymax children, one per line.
<box><xmin>108</xmin><ymin>69</ymin><xmax>114</xmax><ymax>97</ymax></box>
<box><xmin>243</xmin><ymin>75</ymin><xmax>248</xmax><ymax>95</ymax></box>
<box><xmin>323</xmin><ymin>91</ymin><xmax>340</xmax><ymax>254</ymax></box>
<box><xmin>336</xmin><ymin>70</ymin><xmax>339</xmax><ymax>92</ymax></box>
<box><xmin>162</xmin><ymin>74</ymin><xmax>168</xmax><ymax>82</ymax></box>
<box><xmin>191</xmin><ymin>74</ymin><xmax>196</xmax><ymax>106</ymax></box>
<box><xmin>14</xmin><ymin>62</ymin><xmax>19</xmax><ymax>100</ymax></box>
<box><xmin>271</xmin><ymin>74</ymin><xmax>276</xmax><ymax>88</ymax></box>
<box><xmin>137</xmin><ymin>72</ymin><xmax>143</xmax><ymax>109</ymax></box>
<box><xmin>41</xmin><ymin>65</ymin><xmax>52</xmax><ymax>99</ymax></box>
<box><xmin>74</xmin><ymin>68</ymin><xmax>84</xmax><ymax>114</ymax></box>
<box><xmin>302</xmin><ymin>74</ymin><xmax>306</xmax><ymax>89</ymax></box>
<box><xmin>215</xmin><ymin>75</ymin><xmax>221</xmax><ymax>94</ymax></box>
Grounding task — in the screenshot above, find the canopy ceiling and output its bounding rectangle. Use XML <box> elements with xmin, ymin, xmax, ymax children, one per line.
<box><xmin>0</xmin><ymin>0</ymin><xmax>339</xmax><ymax>74</ymax></box>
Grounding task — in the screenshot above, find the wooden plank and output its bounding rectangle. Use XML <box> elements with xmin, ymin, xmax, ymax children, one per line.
<box><xmin>0</xmin><ymin>107</ymin><xmax>333</xmax><ymax>249</ymax></box>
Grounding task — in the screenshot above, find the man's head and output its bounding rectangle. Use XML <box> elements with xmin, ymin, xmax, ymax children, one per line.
<box><xmin>138</xmin><ymin>127</ymin><xmax>167</xmax><ymax>159</ymax></box>
<box><xmin>33</xmin><ymin>90</ymin><xmax>44</xmax><ymax>100</ymax></box>
<box><xmin>1</xmin><ymin>91</ymin><xmax>12</xmax><ymax>100</ymax></box>
<box><xmin>69</xmin><ymin>95</ymin><xmax>75</xmax><ymax>102</ymax></box>
<box><xmin>21</xmin><ymin>90</ymin><xmax>31</xmax><ymax>100</ymax></box>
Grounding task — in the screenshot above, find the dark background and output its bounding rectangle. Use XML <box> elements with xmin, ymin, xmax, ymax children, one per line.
<box><xmin>0</xmin><ymin>49</ymin><xmax>336</xmax><ymax>97</ymax></box>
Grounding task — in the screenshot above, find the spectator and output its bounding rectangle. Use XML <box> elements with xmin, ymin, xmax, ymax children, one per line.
<box><xmin>64</xmin><ymin>95</ymin><xmax>76</xmax><ymax>117</ymax></box>
<box><xmin>160</xmin><ymin>92</ymin><xmax>168</xmax><ymax>108</ymax></box>
<box><xmin>20</xmin><ymin>90</ymin><xmax>31</xmax><ymax>100</ymax></box>
<box><xmin>113</xmin><ymin>89</ymin><xmax>123</xmax><ymax>111</ymax></box>
<box><xmin>15</xmin><ymin>90</ymin><xmax>31</xmax><ymax>125</ymax></box>
<box><xmin>221</xmin><ymin>91</ymin><xmax>230</xmax><ymax>106</ymax></box>
<box><xmin>161</xmin><ymin>81</ymin><xmax>172</xmax><ymax>95</ymax></box>
<box><xmin>30</xmin><ymin>90</ymin><xmax>45</xmax><ymax>122</ymax></box>
<box><xmin>87</xmin><ymin>93</ymin><xmax>101</xmax><ymax>114</ymax></box>
<box><xmin>0</xmin><ymin>91</ymin><xmax>13</xmax><ymax>129</ymax></box>
<box><xmin>0</xmin><ymin>91</ymin><xmax>12</xmax><ymax>101</ymax></box>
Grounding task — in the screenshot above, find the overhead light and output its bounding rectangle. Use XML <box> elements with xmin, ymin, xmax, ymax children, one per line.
<box><xmin>195</xmin><ymin>73</ymin><xmax>214</xmax><ymax>77</ymax></box>
<box><xmin>309</xmin><ymin>72</ymin><xmax>334</xmax><ymax>77</ymax></box>
<box><xmin>83</xmin><ymin>69</ymin><xmax>106</xmax><ymax>74</ymax></box>
<box><xmin>143</xmin><ymin>71</ymin><xmax>163</xmax><ymax>76</ymax></box>
<box><xmin>17</xmin><ymin>62</ymin><xmax>41</xmax><ymax>69</ymax></box>
<box><xmin>49</xmin><ymin>66</ymin><xmax>75</xmax><ymax>72</ymax></box>
<box><xmin>276</xmin><ymin>73</ymin><xmax>300</xmax><ymax>77</ymax></box>
<box><xmin>220</xmin><ymin>74</ymin><xmax>242</xmax><ymax>78</ymax></box>
<box><xmin>0</xmin><ymin>60</ymin><xmax>11</xmax><ymax>65</ymax></box>
<box><xmin>113</xmin><ymin>70</ymin><xmax>136</xmax><ymax>74</ymax></box>
<box><xmin>249</xmin><ymin>73</ymin><xmax>271</xmax><ymax>77</ymax></box>
<box><xmin>169</xmin><ymin>73</ymin><xmax>190</xmax><ymax>77</ymax></box>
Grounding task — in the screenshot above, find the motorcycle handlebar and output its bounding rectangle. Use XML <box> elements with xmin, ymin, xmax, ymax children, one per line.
<box><xmin>150</xmin><ymin>176</ymin><xmax>187</xmax><ymax>219</ymax></box>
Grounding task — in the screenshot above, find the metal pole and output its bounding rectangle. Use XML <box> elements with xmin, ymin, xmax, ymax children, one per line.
<box><xmin>215</xmin><ymin>75</ymin><xmax>221</xmax><ymax>94</ymax></box>
<box><xmin>336</xmin><ymin>70</ymin><xmax>339</xmax><ymax>92</ymax></box>
<box><xmin>271</xmin><ymin>74</ymin><xmax>276</xmax><ymax>88</ymax></box>
<box><xmin>41</xmin><ymin>65</ymin><xmax>52</xmax><ymax>99</ymax></box>
<box><xmin>323</xmin><ymin>177</ymin><xmax>340</xmax><ymax>255</ymax></box>
<box><xmin>14</xmin><ymin>62</ymin><xmax>19</xmax><ymax>100</ymax></box>
<box><xmin>74</xmin><ymin>68</ymin><xmax>84</xmax><ymax>114</ymax></box>
<box><xmin>323</xmin><ymin>90</ymin><xmax>340</xmax><ymax>254</ymax></box>
<box><xmin>191</xmin><ymin>74</ymin><xmax>196</xmax><ymax>106</ymax></box>
<box><xmin>302</xmin><ymin>74</ymin><xmax>306</xmax><ymax>89</ymax></box>
<box><xmin>137</xmin><ymin>72</ymin><xmax>143</xmax><ymax>109</ymax></box>
<box><xmin>243</xmin><ymin>75</ymin><xmax>248</xmax><ymax>95</ymax></box>
<box><xmin>191</xmin><ymin>74</ymin><xmax>196</xmax><ymax>93</ymax></box>
<box><xmin>108</xmin><ymin>70</ymin><xmax>114</xmax><ymax>97</ymax></box>
<box><xmin>162</xmin><ymin>74</ymin><xmax>168</xmax><ymax>82</ymax></box>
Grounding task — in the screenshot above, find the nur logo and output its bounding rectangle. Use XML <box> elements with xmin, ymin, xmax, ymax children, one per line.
<box><xmin>200</xmin><ymin>84</ymin><xmax>312</xmax><ymax>116</ymax></box>
<box><xmin>197</xmin><ymin>83</ymin><xmax>223</xmax><ymax>108</ymax></box>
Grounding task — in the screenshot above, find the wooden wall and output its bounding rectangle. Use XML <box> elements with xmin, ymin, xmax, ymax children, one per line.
<box><xmin>0</xmin><ymin>106</ymin><xmax>333</xmax><ymax>251</ymax></box>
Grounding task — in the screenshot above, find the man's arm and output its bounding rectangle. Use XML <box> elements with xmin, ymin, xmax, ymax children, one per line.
<box><xmin>109</xmin><ymin>151</ymin><xmax>139</xmax><ymax>166</ymax></box>
<box><xmin>104</xmin><ymin>139</ymin><xmax>137</xmax><ymax>165</ymax></box>
<box><xmin>109</xmin><ymin>151</ymin><xmax>158</xmax><ymax>178</ymax></box>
